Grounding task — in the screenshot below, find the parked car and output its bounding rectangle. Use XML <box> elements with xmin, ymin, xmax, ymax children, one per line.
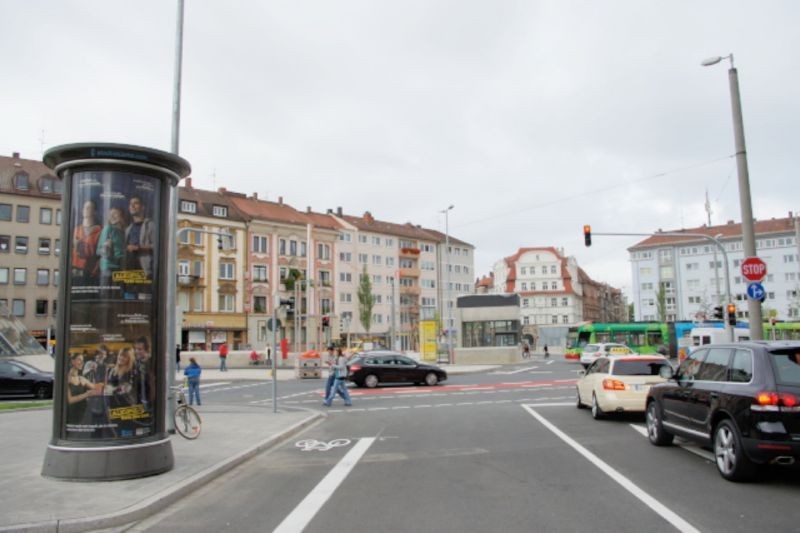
<box><xmin>348</xmin><ymin>351</ymin><xmax>447</xmax><ymax>388</ymax></box>
<box><xmin>577</xmin><ymin>355</ymin><xmax>670</xmax><ymax>419</ymax></box>
<box><xmin>579</xmin><ymin>343</ymin><xmax>634</xmax><ymax>368</ymax></box>
<box><xmin>645</xmin><ymin>341</ymin><xmax>800</xmax><ymax>482</ymax></box>
<box><xmin>0</xmin><ymin>359</ymin><xmax>54</xmax><ymax>399</ymax></box>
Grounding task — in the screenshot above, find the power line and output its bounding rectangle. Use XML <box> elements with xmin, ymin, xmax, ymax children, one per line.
<box><xmin>456</xmin><ymin>154</ymin><xmax>734</xmax><ymax>229</ymax></box>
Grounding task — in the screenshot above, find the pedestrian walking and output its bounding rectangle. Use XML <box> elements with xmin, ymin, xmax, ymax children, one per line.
<box><xmin>218</xmin><ymin>343</ymin><xmax>228</xmax><ymax>371</ymax></box>
<box><xmin>183</xmin><ymin>357</ymin><xmax>202</xmax><ymax>406</ymax></box>
<box><xmin>522</xmin><ymin>343</ymin><xmax>530</xmax><ymax>359</ymax></box>
<box><xmin>544</xmin><ymin>344</ymin><xmax>549</xmax><ymax>359</ymax></box>
<box><xmin>324</xmin><ymin>345</ymin><xmax>336</xmax><ymax>400</ymax></box>
<box><xmin>323</xmin><ymin>348</ymin><xmax>351</xmax><ymax>407</ymax></box>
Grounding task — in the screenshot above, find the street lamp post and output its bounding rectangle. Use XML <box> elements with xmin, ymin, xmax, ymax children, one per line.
<box><xmin>702</xmin><ymin>54</ymin><xmax>763</xmax><ymax>339</ymax></box>
<box><xmin>441</xmin><ymin>205</ymin><xmax>454</xmax><ymax>364</ymax></box>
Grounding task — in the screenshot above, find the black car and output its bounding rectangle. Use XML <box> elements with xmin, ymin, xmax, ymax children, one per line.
<box><xmin>0</xmin><ymin>359</ymin><xmax>54</xmax><ymax>399</ymax></box>
<box><xmin>645</xmin><ymin>341</ymin><xmax>800</xmax><ymax>481</ymax></box>
<box><xmin>348</xmin><ymin>351</ymin><xmax>447</xmax><ymax>388</ymax></box>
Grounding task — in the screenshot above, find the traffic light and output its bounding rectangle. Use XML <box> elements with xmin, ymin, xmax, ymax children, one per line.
<box><xmin>279</xmin><ymin>297</ymin><xmax>295</xmax><ymax>309</ymax></box>
<box><xmin>712</xmin><ymin>306</ymin><xmax>724</xmax><ymax>320</ymax></box>
<box><xmin>322</xmin><ymin>315</ymin><xmax>330</xmax><ymax>328</ymax></box>
<box><xmin>583</xmin><ymin>225</ymin><xmax>592</xmax><ymax>247</ymax></box>
<box><xmin>217</xmin><ymin>237</ymin><xmax>223</xmax><ymax>251</ymax></box>
<box><xmin>727</xmin><ymin>303</ymin><xmax>737</xmax><ymax>326</ymax></box>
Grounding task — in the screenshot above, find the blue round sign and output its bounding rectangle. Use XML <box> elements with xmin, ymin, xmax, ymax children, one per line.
<box><xmin>746</xmin><ymin>282</ymin><xmax>765</xmax><ymax>300</ymax></box>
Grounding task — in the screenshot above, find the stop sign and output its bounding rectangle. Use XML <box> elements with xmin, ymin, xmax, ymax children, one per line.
<box><xmin>741</xmin><ymin>256</ymin><xmax>767</xmax><ymax>281</ymax></box>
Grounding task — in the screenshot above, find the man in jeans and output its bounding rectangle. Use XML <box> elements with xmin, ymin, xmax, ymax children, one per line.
<box><xmin>218</xmin><ymin>343</ymin><xmax>228</xmax><ymax>372</ymax></box>
<box><xmin>323</xmin><ymin>348</ymin><xmax>351</xmax><ymax>407</ymax></box>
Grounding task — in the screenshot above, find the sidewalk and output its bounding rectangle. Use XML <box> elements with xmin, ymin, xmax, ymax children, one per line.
<box><xmin>1</xmin><ymin>363</ymin><xmax>497</xmax><ymax>532</ymax></box>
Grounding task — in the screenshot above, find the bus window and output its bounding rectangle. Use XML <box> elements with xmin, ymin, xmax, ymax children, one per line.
<box><xmin>596</xmin><ymin>332</ymin><xmax>611</xmax><ymax>343</ymax></box>
<box><xmin>647</xmin><ymin>332</ymin><xmax>663</xmax><ymax>345</ymax></box>
<box><xmin>629</xmin><ymin>332</ymin><xmax>645</xmax><ymax>346</ymax></box>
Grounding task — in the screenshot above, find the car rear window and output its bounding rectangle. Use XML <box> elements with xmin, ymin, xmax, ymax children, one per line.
<box><xmin>770</xmin><ymin>350</ymin><xmax>800</xmax><ymax>385</ymax></box>
<box><xmin>612</xmin><ymin>359</ymin><xmax>669</xmax><ymax>376</ymax></box>
<box><xmin>584</xmin><ymin>345</ymin><xmax>599</xmax><ymax>352</ymax></box>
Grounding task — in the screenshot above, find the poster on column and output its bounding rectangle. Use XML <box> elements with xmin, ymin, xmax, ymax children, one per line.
<box><xmin>64</xmin><ymin>170</ymin><xmax>161</xmax><ymax>441</ymax></box>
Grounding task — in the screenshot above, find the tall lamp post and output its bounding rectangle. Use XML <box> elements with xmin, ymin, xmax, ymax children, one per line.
<box><xmin>441</xmin><ymin>205</ymin><xmax>455</xmax><ymax>364</ymax></box>
<box><xmin>702</xmin><ymin>54</ymin><xmax>763</xmax><ymax>340</ymax></box>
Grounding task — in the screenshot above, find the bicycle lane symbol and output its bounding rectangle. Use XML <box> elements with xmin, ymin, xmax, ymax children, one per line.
<box><xmin>295</xmin><ymin>438</ymin><xmax>352</xmax><ymax>452</ymax></box>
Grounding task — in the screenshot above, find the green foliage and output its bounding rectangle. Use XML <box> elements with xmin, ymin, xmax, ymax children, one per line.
<box><xmin>656</xmin><ymin>284</ymin><xmax>667</xmax><ymax>322</ymax></box>
<box><xmin>358</xmin><ymin>266</ymin><xmax>374</xmax><ymax>333</ymax></box>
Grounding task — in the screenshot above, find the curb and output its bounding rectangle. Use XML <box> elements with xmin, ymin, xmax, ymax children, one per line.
<box><xmin>1</xmin><ymin>411</ymin><xmax>324</xmax><ymax>533</ymax></box>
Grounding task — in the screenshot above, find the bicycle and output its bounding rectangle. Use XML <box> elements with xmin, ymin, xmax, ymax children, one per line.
<box><xmin>171</xmin><ymin>385</ymin><xmax>202</xmax><ymax>439</ymax></box>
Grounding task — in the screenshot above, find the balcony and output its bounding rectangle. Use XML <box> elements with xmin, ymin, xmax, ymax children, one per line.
<box><xmin>399</xmin><ymin>285</ymin><xmax>421</xmax><ymax>296</ymax></box>
<box><xmin>399</xmin><ymin>266</ymin><xmax>420</xmax><ymax>278</ymax></box>
<box><xmin>400</xmin><ymin>247</ymin><xmax>420</xmax><ymax>258</ymax></box>
<box><xmin>177</xmin><ymin>274</ymin><xmax>201</xmax><ymax>287</ymax></box>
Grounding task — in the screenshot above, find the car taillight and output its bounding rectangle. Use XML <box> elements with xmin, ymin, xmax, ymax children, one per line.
<box><xmin>602</xmin><ymin>379</ymin><xmax>626</xmax><ymax>391</ymax></box>
<box><xmin>349</xmin><ymin>364</ymin><xmax>362</xmax><ymax>372</ymax></box>
<box><xmin>755</xmin><ymin>391</ymin><xmax>799</xmax><ymax>408</ymax></box>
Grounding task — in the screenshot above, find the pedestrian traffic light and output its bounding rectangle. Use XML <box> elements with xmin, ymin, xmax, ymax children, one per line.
<box><xmin>279</xmin><ymin>297</ymin><xmax>295</xmax><ymax>310</ymax></box>
<box><xmin>217</xmin><ymin>237</ymin><xmax>223</xmax><ymax>250</ymax></box>
<box><xmin>727</xmin><ymin>303</ymin><xmax>737</xmax><ymax>326</ymax></box>
<box><xmin>712</xmin><ymin>306</ymin><xmax>724</xmax><ymax>320</ymax></box>
<box><xmin>583</xmin><ymin>225</ymin><xmax>592</xmax><ymax>247</ymax></box>
<box><xmin>322</xmin><ymin>315</ymin><xmax>330</xmax><ymax>328</ymax></box>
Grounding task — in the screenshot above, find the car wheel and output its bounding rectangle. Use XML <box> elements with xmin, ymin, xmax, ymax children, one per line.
<box><xmin>576</xmin><ymin>387</ymin><xmax>586</xmax><ymax>409</ymax></box>
<box><xmin>364</xmin><ymin>374</ymin><xmax>379</xmax><ymax>388</ymax></box>
<box><xmin>591</xmin><ymin>393</ymin><xmax>605</xmax><ymax>420</ymax></box>
<box><xmin>714</xmin><ymin>419</ymin><xmax>756</xmax><ymax>482</ymax></box>
<box><xmin>34</xmin><ymin>384</ymin><xmax>51</xmax><ymax>400</ymax></box>
<box><xmin>424</xmin><ymin>372</ymin><xmax>438</xmax><ymax>386</ymax></box>
<box><xmin>645</xmin><ymin>400</ymin><xmax>673</xmax><ymax>446</ymax></box>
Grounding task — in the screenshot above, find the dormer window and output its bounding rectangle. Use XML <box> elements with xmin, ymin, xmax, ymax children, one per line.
<box><xmin>13</xmin><ymin>172</ymin><xmax>29</xmax><ymax>191</ymax></box>
<box><xmin>212</xmin><ymin>205</ymin><xmax>228</xmax><ymax>218</ymax></box>
<box><xmin>39</xmin><ymin>176</ymin><xmax>57</xmax><ymax>193</ymax></box>
<box><xmin>180</xmin><ymin>200</ymin><xmax>197</xmax><ymax>213</ymax></box>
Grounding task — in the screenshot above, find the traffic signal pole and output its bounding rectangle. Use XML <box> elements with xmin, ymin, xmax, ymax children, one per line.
<box><xmin>588</xmin><ymin>230</ymin><xmax>735</xmax><ymax>342</ymax></box>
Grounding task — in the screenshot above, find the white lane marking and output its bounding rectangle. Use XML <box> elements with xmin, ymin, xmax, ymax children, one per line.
<box><xmin>462</xmin><ymin>387</ymin><xmax>494</xmax><ymax>391</ymax></box>
<box><xmin>546</xmin><ymin>360</ymin><xmax>555</xmax><ymax>365</ymax></box>
<box><xmin>274</xmin><ymin>437</ymin><xmax>376</xmax><ymax>533</ymax></box>
<box><xmin>198</xmin><ymin>382</ymin><xmax>232</xmax><ymax>389</ymax></box>
<box><xmin>524</xmin><ymin>406</ymin><xmax>700</xmax><ymax>533</ymax></box>
<box><xmin>629</xmin><ymin>424</ymin><xmax>715</xmax><ymax>462</ymax></box>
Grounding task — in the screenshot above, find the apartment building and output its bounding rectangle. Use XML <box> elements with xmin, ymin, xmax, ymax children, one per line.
<box><xmin>0</xmin><ymin>152</ymin><xmax>63</xmax><ymax>346</ymax></box>
<box><xmin>629</xmin><ymin>215</ymin><xmax>800</xmax><ymax>321</ymax></box>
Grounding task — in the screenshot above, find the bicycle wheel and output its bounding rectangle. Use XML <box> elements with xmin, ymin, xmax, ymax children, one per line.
<box><xmin>173</xmin><ymin>405</ymin><xmax>202</xmax><ymax>439</ymax></box>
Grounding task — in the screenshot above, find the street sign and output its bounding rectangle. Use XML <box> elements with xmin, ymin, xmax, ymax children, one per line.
<box><xmin>267</xmin><ymin>318</ymin><xmax>281</xmax><ymax>331</ymax></box>
<box><xmin>741</xmin><ymin>256</ymin><xmax>767</xmax><ymax>281</ymax></box>
<box><xmin>746</xmin><ymin>282</ymin><xmax>765</xmax><ymax>301</ymax></box>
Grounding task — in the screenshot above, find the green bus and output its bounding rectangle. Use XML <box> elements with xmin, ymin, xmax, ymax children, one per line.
<box><xmin>566</xmin><ymin>322</ymin><xmax>668</xmax><ymax>359</ymax></box>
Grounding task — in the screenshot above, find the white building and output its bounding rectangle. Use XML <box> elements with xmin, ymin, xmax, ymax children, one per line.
<box><xmin>629</xmin><ymin>214</ymin><xmax>800</xmax><ymax>322</ymax></box>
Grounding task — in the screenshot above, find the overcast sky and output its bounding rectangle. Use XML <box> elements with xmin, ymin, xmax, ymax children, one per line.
<box><xmin>3</xmin><ymin>1</ymin><xmax>798</xmax><ymax>298</ymax></box>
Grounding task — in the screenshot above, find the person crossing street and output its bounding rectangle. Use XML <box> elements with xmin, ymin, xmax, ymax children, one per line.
<box><xmin>323</xmin><ymin>348</ymin><xmax>351</xmax><ymax>407</ymax></box>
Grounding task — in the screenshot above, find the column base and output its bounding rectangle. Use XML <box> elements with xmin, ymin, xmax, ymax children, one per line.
<box><xmin>42</xmin><ymin>437</ymin><xmax>174</xmax><ymax>481</ymax></box>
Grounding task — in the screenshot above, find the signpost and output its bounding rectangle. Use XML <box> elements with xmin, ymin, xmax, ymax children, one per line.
<box><xmin>741</xmin><ymin>256</ymin><xmax>767</xmax><ymax>282</ymax></box>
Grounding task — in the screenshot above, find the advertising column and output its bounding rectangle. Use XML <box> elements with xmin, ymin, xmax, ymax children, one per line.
<box><xmin>42</xmin><ymin>143</ymin><xmax>190</xmax><ymax>480</ymax></box>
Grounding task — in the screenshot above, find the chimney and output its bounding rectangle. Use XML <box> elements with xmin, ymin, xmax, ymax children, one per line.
<box><xmin>278</xmin><ymin>196</ymin><xmax>283</xmax><ymax>205</ymax></box>
<box><xmin>252</xmin><ymin>192</ymin><xmax>258</xmax><ymax>200</ymax></box>
<box><xmin>306</xmin><ymin>206</ymin><xmax>312</xmax><ymax>213</ymax></box>
<box><xmin>326</xmin><ymin>208</ymin><xmax>333</xmax><ymax>214</ymax></box>
<box><xmin>185</xmin><ymin>177</ymin><xmax>193</xmax><ymax>188</ymax></box>
<box><xmin>218</xmin><ymin>187</ymin><xmax>227</xmax><ymax>194</ymax></box>
<box><xmin>12</xmin><ymin>152</ymin><xmax>20</xmax><ymax>158</ymax></box>
<box><xmin>364</xmin><ymin>211</ymin><xmax>373</xmax><ymax>223</ymax></box>
<box><xmin>727</xmin><ymin>220</ymin><xmax>734</xmax><ymax>225</ymax></box>
<box><xmin>337</xmin><ymin>206</ymin><xmax>343</xmax><ymax>217</ymax></box>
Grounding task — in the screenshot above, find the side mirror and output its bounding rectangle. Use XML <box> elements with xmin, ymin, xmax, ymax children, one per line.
<box><xmin>658</xmin><ymin>365</ymin><xmax>674</xmax><ymax>379</ymax></box>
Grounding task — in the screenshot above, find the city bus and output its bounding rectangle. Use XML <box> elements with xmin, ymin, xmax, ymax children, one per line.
<box><xmin>565</xmin><ymin>322</ymin><xmax>668</xmax><ymax>359</ymax></box>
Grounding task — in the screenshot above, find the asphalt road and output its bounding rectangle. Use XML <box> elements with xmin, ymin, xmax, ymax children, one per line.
<box><xmin>123</xmin><ymin>359</ymin><xmax>800</xmax><ymax>533</ymax></box>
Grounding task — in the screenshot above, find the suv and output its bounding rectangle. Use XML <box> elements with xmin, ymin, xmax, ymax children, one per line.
<box><xmin>645</xmin><ymin>341</ymin><xmax>800</xmax><ymax>481</ymax></box>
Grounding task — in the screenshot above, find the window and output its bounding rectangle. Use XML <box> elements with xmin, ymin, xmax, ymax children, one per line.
<box><xmin>340</xmin><ymin>293</ymin><xmax>352</xmax><ymax>303</ymax></box>
<box><xmin>192</xmin><ymin>292</ymin><xmax>203</xmax><ymax>312</ymax></box>
<box><xmin>279</xmin><ymin>239</ymin><xmax>286</xmax><ymax>255</ymax></box>
<box><xmin>253</xmin><ymin>296</ymin><xmax>267</xmax><ymax>313</ymax></box>
<box><xmin>522</xmin><ymin>298</ymin><xmax>529</xmax><ymax>307</ymax></box>
<box><xmin>15</xmin><ymin>236</ymin><xmax>28</xmax><ymax>254</ymax></box>
<box><xmin>193</xmin><ymin>260</ymin><xmax>203</xmax><ymax>277</ymax></box>
<box><xmin>551</xmin><ymin>281</ymin><xmax>557</xmax><ymax>290</ymax></box>
<box><xmin>317</xmin><ymin>243</ymin><xmax>331</xmax><ymax>260</ymax></box>
<box><xmin>289</xmin><ymin>240</ymin><xmax>297</xmax><ymax>256</ymax></box>
<box><xmin>359</xmin><ymin>235</ymin><xmax>368</xmax><ymax>244</ymax></box>
<box><xmin>562</xmin><ymin>297</ymin><xmax>568</xmax><ymax>306</ymax></box>
<box><xmin>521</xmin><ymin>282</ymin><xmax>527</xmax><ymax>291</ymax></box>
<box><xmin>386</xmin><ymin>257</ymin><xmax>395</xmax><ymax>267</ymax></box>
<box><xmin>253</xmin><ymin>265</ymin><xmax>268</xmax><ymax>282</ymax></box>
<box><xmin>339</xmin><ymin>232</ymin><xmax>351</xmax><ymax>242</ymax></box>
<box><xmin>39</xmin><ymin>177</ymin><xmax>55</xmax><ymax>193</ymax></box>
<box><xmin>531</xmin><ymin>282</ymin><xmax>536</xmax><ymax>290</ymax></box>
<box><xmin>321</xmin><ymin>298</ymin><xmax>331</xmax><ymax>314</ymax></box>
<box><xmin>372</xmin><ymin>236</ymin><xmax>381</xmax><ymax>246</ymax></box>
<box><xmin>385</xmin><ymin>238</ymin><xmax>394</xmax><ymax>248</ymax></box>
<box><xmin>219</xmin><ymin>262</ymin><xmax>235</xmax><ymax>280</ymax></box>
<box><xmin>13</xmin><ymin>268</ymin><xmax>26</xmax><ymax>284</ymax></box>
<box><xmin>300</xmin><ymin>241</ymin><xmax>307</xmax><ymax>257</ymax></box>
<box><xmin>551</xmin><ymin>315</ymin><xmax>558</xmax><ymax>324</ymax></box>
<box><xmin>340</xmin><ymin>272</ymin><xmax>352</xmax><ymax>283</ymax></box>
<box><xmin>521</xmin><ymin>267</ymin><xmax>527</xmax><ymax>275</ymax></box>
<box><xmin>358</xmin><ymin>253</ymin><xmax>368</xmax><ymax>264</ymax></box>
<box><xmin>421</xmin><ymin>279</ymin><xmax>435</xmax><ymax>288</ymax></box>
<box><xmin>550</xmin><ymin>265</ymin><xmax>556</xmax><ymax>274</ymax></box>
<box><xmin>372</xmin><ymin>274</ymin><xmax>382</xmax><ymax>284</ymax></box>
<box><xmin>563</xmin><ymin>315</ymin><xmax>569</xmax><ymax>324</ymax></box>
<box><xmin>339</xmin><ymin>252</ymin><xmax>352</xmax><ymax>262</ymax></box>
<box><xmin>696</xmin><ymin>348</ymin><xmax>732</xmax><ymax>381</ymax></box>
<box><xmin>0</xmin><ymin>267</ymin><xmax>7</xmax><ymax>284</ymax></box>
<box><xmin>729</xmin><ymin>349</ymin><xmax>753</xmax><ymax>383</ymax></box>
<box><xmin>252</xmin><ymin>235</ymin><xmax>268</xmax><ymax>253</ymax></box>
<box><xmin>13</xmin><ymin>172</ymin><xmax>30</xmax><ymax>190</ymax></box>
<box><xmin>218</xmin><ymin>294</ymin><xmax>235</xmax><ymax>312</ymax></box>
<box><xmin>372</xmin><ymin>255</ymin><xmax>382</xmax><ymax>265</ymax></box>
<box><xmin>56</xmin><ymin>209</ymin><xmax>62</xmax><ymax>225</ymax></box>
<box><xmin>39</xmin><ymin>207</ymin><xmax>53</xmax><ymax>225</ymax></box>
<box><xmin>37</xmin><ymin>237</ymin><xmax>50</xmax><ymax>255</ymax></box>
<box><xmin>0</xmin><ymin>235</ymin><xmax>8</xmax><ymax>253</ymax></box>
<box><xmin>12</xmin><ymin>299</ymin><xmax>25</xmax><ymax>317</ymax></box>
<box><xmin>785</xmin><ymin>254</ymin><xmax>796</xmax><ymax>263</ymax></box>
<box><xmin>36</xmin><ymin>299</ymin><xmax>48</xmax><ymax>316</ymax></box>
<box><xmin>550</xmin><ymin>298</ymin><xmax>557</xmax><ymax>307</ymax></box>
<box><xmin>0</xmin><ymin>204</ymin><xmax>11</xmax><ymax>221</ymax></box>
<box><xmin>54</xmin><ymin>269</ymin><xmax>59</xmax><ymax>286</ymax></box>
<box><xmin>212</xmin><ymin>205</ymin><xmax>228</xmax><ymax>217</ymax></box>
<box><xmin>319</xmin><ymin>270</ymin><xmax>332</xmax><ymax>285</ymax></box>
<box><xmin>16</xmin><ymin>205</ymin><xmax>30</xmax><ymax>223</ymax></box>
<box><xmin>36</xmin><ymin>269</ymin><xmax>49</xmax><ymax>286</ymax></box>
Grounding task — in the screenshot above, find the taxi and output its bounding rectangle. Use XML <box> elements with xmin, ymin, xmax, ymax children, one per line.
<box><xmin>579</xmin><ymin>342</ymin><xmax>634</xmax><ymax>368</ymax></box>
<box><xmin>576</xmin><ymin>354</ymin><xmax>670</xmax><ymax>420</ymax></box>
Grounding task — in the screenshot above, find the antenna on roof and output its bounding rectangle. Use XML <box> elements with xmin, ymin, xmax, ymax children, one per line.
<box><xmin>705</xmin><ymin>189</ymin><xmax>712</xmax><ymax>226</ymax></box>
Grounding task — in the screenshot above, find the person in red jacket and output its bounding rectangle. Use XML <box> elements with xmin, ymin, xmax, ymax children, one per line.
<box><xmin>218</xmin><ymin>343</ymin><xmax>228</xmax><ymax>372</ymax></box>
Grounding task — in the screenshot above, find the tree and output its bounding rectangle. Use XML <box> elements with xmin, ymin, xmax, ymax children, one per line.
<box><xmin>628</xmin><ymin>303</ymin><xmax>635</xmax><ymax>322</ymax></box>
<box><xmin>358</xmin><ymin>266</ymin><xmax>374</xmax><ymax>334</ymax></box>
<box><xmin>656</xmin><ymin>284</ymin><xmax>667</xmax><ymax>322</ymax></box>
